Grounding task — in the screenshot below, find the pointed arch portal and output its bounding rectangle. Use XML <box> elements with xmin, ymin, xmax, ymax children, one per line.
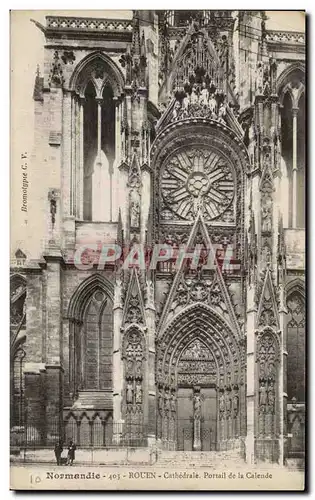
<box><xmin>156</xmin><ymin>303</ymin><xmax>244</xmax><ymax>451</ymax></box>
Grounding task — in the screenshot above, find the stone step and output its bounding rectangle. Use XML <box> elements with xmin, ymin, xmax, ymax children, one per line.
<box><xmin>157</xmin><ymin>449</ymin><xmax>242</xmax><ymax>467</ymax></box>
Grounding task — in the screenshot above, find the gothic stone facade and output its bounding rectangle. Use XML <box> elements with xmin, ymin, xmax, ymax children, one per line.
<box><xmin>10</xmin><ymin>11</ymin><xmax>305</xmax><ymax>464</ymax></box>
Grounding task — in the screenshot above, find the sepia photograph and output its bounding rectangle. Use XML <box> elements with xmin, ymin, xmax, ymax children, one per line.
<box><xmin>9</xmin><ymin>9</ymin><xmax>306</xmax><ymax>490</ymax></box>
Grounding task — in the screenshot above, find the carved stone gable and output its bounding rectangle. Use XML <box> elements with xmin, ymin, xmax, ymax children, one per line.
<box><xmin>158</xmin><ymin>211</ymin><xmax>241</xmax><ymax>339</ymax></box>
<box><xmin>122</xmin><ymin>268</ymin><xmax>146</xmax><ymax>327</ymax></box>
<box><xmin>256</xmin><ymin>268</ymin><xmax>279</xmax><ymax>329</ymax></box>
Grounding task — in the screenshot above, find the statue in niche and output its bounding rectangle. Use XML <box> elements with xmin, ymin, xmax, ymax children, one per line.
<box><xmin>182</xmin><ymin>93</ymin><xmax>190</xmax><ymax>113</ymax></box>
<box><xmin>158</xmin><ymin>389</ymin><xmax>164</xmax><ymax>415</ymax></box>
<box><xmin>261</xmin><ymin>197</ymin><xmax>272</xmax><ymax>232</ymax></box>
<box><xmin>219</xmin><ymin>392</ymin><xmax>225</xmax><ymax>418</ymax></box>
<box><xmin>172</xmin><ymin>100</ymin><xmax>181</xmax><ymax>121</ymax></box>
<box><xmin>126</xmin><ymin>382</ymin><xmax>133</xmax><ymax>404</ymax></box>
<box><xmin>218</xmin><ymin>102</ymin><xmax>226</xmax><ymax>123</ymax></box>
<box><xmin>259</xmin><ymin>380</ymin><xmax>268</xmax><ymax>412</ymax></box>
<box><xmin>190</xmin><ymin>85</ymin><xmax>199</xmax><ymax>105</ymax></box>
<box><xmin>225</xmin><ymin>391</ymin><xmax>232</xmax><ymax>417</ymax></box>
<box><xmin>199</xmin><ymin>82</ymin><xmax>209</xmax><ymax>106</ymax></box>
<box><xmin>267</xmin><ymin>380</ymin><xmax>275</xmax><ymax>414</ymax></box>
<box><xmin>135</xmin><ymin>383</ymin><xmax>142</xmax><ymax>404</ymax></box>
<box><xmin>130</xmin><ymin>194</ymin><xmax>140</xmax><ymax>228</ymax></box>
<box><xmin>126</xmin><ymin>359</ymin><xmax>134</xmax><ymax>375</ymax></box>
<box><xmin>209</xmin><ymin>94</ymin><xmax>217</xmax><ymax>116</ymax></box>
<box><xmin>135</xmin><ymin>359</ymin><xmax>142</xmax><ymax>377</ymax></box>
<box><xmin>233</xmin><ymin>393</ymin><xmax>239</xmax><ymax>417</ymax></box>
<box><xmin>262</xmin><ymin>244</ymin><xmax>272</xmax><ymax>265</ymax></box>
<box><xmin>164</xmin><ymin>391</ymin><xmax>170</xmax><ymax>414</ymax></box>
<box><xmin>256</xmin><ymin>61</ymin><xmax>264</xmax><ymax>94</ymax></box>
<box><xmin>194</xmin><ymin>393</ymin><xmax>201</xmax><ymax>420</ymax></box>
<box><xmin>170</xmin><ymin>392</ymin><xmax>176</xmax><ymax>416</ymax></box>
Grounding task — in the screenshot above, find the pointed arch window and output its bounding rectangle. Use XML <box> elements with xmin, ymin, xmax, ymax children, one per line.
<box><xmin>69</xmin><ymin>54</ymin><xmax>124</xmax><ymax>222</ymax></box>
<box><xmin>279</xmin><ymin>68</ymin><xmax>305</xmax><ymax>229</ymax></box>
<box><xmin>81</xmin><ymin>290</ymin><xmax>113</xmax><ymax>391</ymax></box>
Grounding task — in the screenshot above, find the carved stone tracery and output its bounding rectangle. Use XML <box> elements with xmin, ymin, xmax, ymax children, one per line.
<box><xmin>123</xmin><ymin>328</ymin><xmax>145</xmax><ymax>419</ymax></box>
<box><xmin>160</xmin><ymin>145</ymin><xmax>235</xmax><ymax>223</ymax></box>
<box><xmin>256</xmin><ymin>329</ymin><xmax>280</xmax><ymax>437</ymax></box>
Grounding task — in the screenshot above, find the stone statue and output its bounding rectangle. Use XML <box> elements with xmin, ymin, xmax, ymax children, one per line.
<box><xmin>218</xmin><ymin>102</ymin><xmax>226</xmax><ymax>123</ymax></box>
<box><xmin>219</xmin><ymin>392</ymin><xmax>225</xmax><ymax>416</ymax></box>
<box><xmin>135</xmin><ymin>359</ymin><xmax>142</xmax><ymax>376</ymax></box>
<box><xmin>182</xmin><ymin>93</ymin><xmax>190</xmax><ymax>110</ymax></box>
<box><xmin>170</xmin><ymin>393</ymin><xmax>176</xmax><ymax>414</ymax></box>
<box><xmin>233</xmin><ymin>393</ymin><xmax>239</xmax><ymax>417</ymax></box>
<box><xmin>190</xmin><ymin>86</ymin><xmax>199</xmax><ymax>105</ymax></box>
<box><xmin>158</xmin><ymin>390</ymin><xmax>164</xmax><ymax>415</ymax></box>
<box><xmin>256</xmin><ymin>62</ymin><xmax>264</xmax><ymax>94</ymax></box>
<box><xmin>172</xmin><ymin>100</ymin><xmax>181</xmax><ymax>121</ymax></box>
<box><xmin>208</xmin><ymin>94</ymin><xmax>217</xmax><ymax>116</ymax></box>
<box><xmin>164</xmin><ymin>391</ymin><xmax>170</xmax><ymax>413</ymax></box>
<box><xmin>199</xmin><ymin>82</ymin><xmax>209</xmax><ymax>106</ymax></box>
<box><xmin>225</xmin><ymin>391</ymin><xmax>232</xmax><ymax>416</ymax></box>
<box><xmin>135</xmin><ymin>383</ymin><xmax>142</xmax><ymax>404</ymax></box>
<box><xmin>130</xmin><ymin>199</ymin><xmax>140</xmax><ymax>228</ymax></box>
<box><xmin>259</xmin><ymin>381</ymin><xmax>268</xmax><ymax>412</ymax></box>
<box><xmin>267</xmin><ymin>381</ymin><xmax>275</xmax><ymax>414</ymax></box>
<box><xmin>126</xmin><ymin>382</ymin><xmax>133</xmax><ymax>404</ymax></box>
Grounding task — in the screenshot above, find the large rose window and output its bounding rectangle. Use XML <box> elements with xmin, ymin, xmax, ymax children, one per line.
<box><xmin>160</xmin><ymin>146</ymin><xmax>235</xmax><ymax>223</ymax></box>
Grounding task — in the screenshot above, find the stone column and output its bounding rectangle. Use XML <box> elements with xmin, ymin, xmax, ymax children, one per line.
<box><xmin>78</xmin><ymin>97</ymin><xmax>84</xmax><ymax>220</ymax></box>
<box><xmin>278</xmin><ymin>285</ymin><xmax>287</xmax><ymax>465</ymax></box>
<box><xmin>292</xmin><ymin>107</ymin><xmax>298</xmax><ymax>228</ymax></box>
<box><xmin>145</xmin><ymin>280</ymin><xmax>156</xmax><ymax>447</ymax></box>
<box><xmin>24</xmin><ymin>366</ymin><xmax>46</xmax><ymax>444</ymax></box>
<box><xmin>112</xmin><ymin>279</ymin><xmax>124</xmax><ymax>443</ymax></box>
<box><xmin>43</xmin><ymin>246</ymin><xmax>64</xmax><ymax>442</ymax></box>
<box><xmin>246</xmin><ymin>285</ymin><xmax>257</xmax><ymax>464</ymax></box>
<box><xmin>193</xmin><ymin>390</ymin><xmax>201</xmax><ymax>451</ymax></box>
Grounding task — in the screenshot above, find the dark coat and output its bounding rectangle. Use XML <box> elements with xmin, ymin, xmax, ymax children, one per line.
<box><xmin>68</xmin><ymin>443</ymin><xmax>76</xmax><ymax>459</ymax></box>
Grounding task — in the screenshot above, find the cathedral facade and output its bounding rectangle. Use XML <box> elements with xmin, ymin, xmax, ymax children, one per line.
<box><xmin>10</xmin><ymin>11</ymin><xmax>305</xmax><ymax>465</ymax></box>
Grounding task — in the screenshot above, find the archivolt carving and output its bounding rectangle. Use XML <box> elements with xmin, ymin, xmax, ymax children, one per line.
<box><xmin>157</xmin><ymin>304</ymin><xmax>241</xmax><ymax>388</ymax></box>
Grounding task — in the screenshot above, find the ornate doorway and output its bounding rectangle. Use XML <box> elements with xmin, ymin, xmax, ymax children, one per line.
<box><xmin>156</xmin><ymin>304</ymin><xmax>243</xmax><ymax>451</ymax></box>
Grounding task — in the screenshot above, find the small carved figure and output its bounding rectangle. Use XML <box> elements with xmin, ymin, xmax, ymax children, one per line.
<box><xmin>219</xmin><ymin>392</ymin><xmax>225</xmax><ymax>414</ymax></box>
<box><xmin>190</xmin><ymin>86</ymin><xmax>199</xmax><ymax>105</ymax></box>
<box><xmin>256</xmin><ymin>62</ymin><xmax>264</xmax><ymax>94</ymax></box>
<box><xmin>170</xmin><ymin>392</ymin><xmax>176</xmax><ymax>414</ymax></box>
<box><xmin>130</xmin><ymin>200</ymin><xmax>140</xmax><ymax>228</ymax></box>
<box><xmin>182</xmin><ymin>92</ymin><xmax>190</xmax><ymax>108</ymax></box>
<box><xmin>208</xmin><ymin>94</ymin><xmax>217</xmax><ymax>117</ymax></box>
<box><xmin>164</xmin><ymin>391</ymin><xmax>170</xmax><ymax>413</ymax></box>
<box><xmin>259</xmin><ymin>380</ymin><xmax>268</xmax><ymax>411</ymax></box>
<box><xmin>158</xmin><ymin>390</ymin><xmax>164</xmax><ymax>415</ymax></box>
<box><xmin>135</xmin><ymin>359</ymin><xmax>142</xmax><ymax>376</ymax></box>
<box><xmin>135</xmin><ymin>383</ymin><xmax>142</xmax><ymax>404</ymax></box>
<box><xmin>267</xmin><ymin>381</ymin><xmax>275</xmax><ymax>414</ymax></box>
<box><xmin>126</xmin><ymin>382</ymin><xmax>133</xmax><ymax>404</ymax></box>
<box><xmin>199</xmin><ymin>82</ymin><xmax>209</xmax><ymax>106</ymax></box>
<box><xmin>172</xmin><ymin>100</ymin><xmax>181</xmax><ymax>121</ymax></box>
<box><xmin>233</xmin><ymin>393</ymin><xmax>239</xmax><ymax>417</ymax></box>
<box><xmin>218</xmin><ymin>102</ymin><xmax>226</xmax><ymax>123</ymax></box>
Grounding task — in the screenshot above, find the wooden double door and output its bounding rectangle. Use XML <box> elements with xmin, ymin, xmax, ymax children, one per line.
<box><xmin>177</xmin><ymin>387</ymin><xmax>217</xmax><ymax>451</ymax></box>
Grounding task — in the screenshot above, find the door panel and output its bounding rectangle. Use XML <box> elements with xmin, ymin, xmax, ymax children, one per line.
<box><xmin>201</xmin><ymin>388</ymin><xmax>217</xmax><ymax>451</ymax></box>
<box><xmin>177</xmin><ymin>388</ymin><xmax>193</xmax><ymax>451</ymax></box>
